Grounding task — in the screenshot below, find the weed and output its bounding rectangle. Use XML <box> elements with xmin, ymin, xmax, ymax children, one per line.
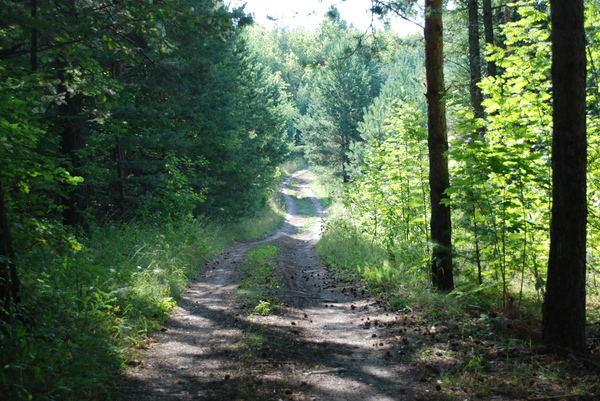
<box><xmin>254</xmin><ymin>300</ymin><xmax>272</xmax><ymax>315</ymax></box>
<box><xmin>236</xmin><ymin>244</ymin><xmax>282</xmax><ymax>313</ymax></box>
<box><xmin>464</xmin><ymin>348</ymin><xmax>484</xmax><ymax>374</ymax></box>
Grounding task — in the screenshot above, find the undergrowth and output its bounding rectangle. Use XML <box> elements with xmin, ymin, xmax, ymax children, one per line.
<box><xmin>0</xmin><ymin>194</ymin><xmax>285</xmax><ymax>401</ymax></box>
<box><xmin>312</xmin><ymin>175</ymin><xmax>600</xmax><ymax>400</ymax></box>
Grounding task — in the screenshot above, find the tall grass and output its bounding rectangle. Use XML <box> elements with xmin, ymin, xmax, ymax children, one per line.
<box><xmin>314</xmin><ymin>180</ymin><xmax>544</xmax><ymax>321</ymax></box>
<box><xmin>232</xmin><ymin>192</ymin><xmax>286</xmax><ymax>241</ymax></box>
<box><xmin>317</xmin><ymin>218</ymin><xmax>430</xmax><ymax>292</ymax></box>
<box><xmin>0</xmin><ymin>195</ymin><xmax>285</xmax><ymax>401</ymax></box>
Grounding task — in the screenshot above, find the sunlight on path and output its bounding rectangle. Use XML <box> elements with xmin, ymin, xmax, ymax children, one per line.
<box><xmin>116</xmin><ymin>170</ymin><xmax>432</xmax><ymax>401</ymax></box>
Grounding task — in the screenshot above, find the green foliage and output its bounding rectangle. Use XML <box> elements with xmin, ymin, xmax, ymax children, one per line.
<box><xmin>1</xmin><ymin>218</ymin><xmax>221</xmax><ymax>400</ymax></box>
<box><xmin>0</xmin><ymin>195</ymin><xmax>283</xmax><ymax>400</ymax></box>
<box><xmin>0</xmin><ymin>0</ymin><xmax>289</xmax><ymax>227</ymax></box>
<box><xmin>299</xmin><ymin>49</ymin><xmax>373</xmax><ymax>182</ymax></box>
<box><xmin>0</xmin><ymin>66</ymin><xmax>79</xmax><ymax>220</ymax></box>
<box><xmin>1</xmin><ymin>7</ymin><xmax>292</xmax><ymax>396</ymax></box>
<box><xmin>317</xmin><ymin>219</ymin><xmax>386</xmax><ymax>279</ymax></box>
<box><xmin>280</xmin><ymin>157</ymin><xmax>309</xmax><ymax>176</ymax></box>
<box><xmin>229</xmin><ymin>190</ymin><xmax>287</xmax><ymax>242</ymax></box>
<box><xmin>584</xmin><ymin>0</ymin><xmax>600</xmax><ymax>297</ymax></box>
<box><xmin>447</xmin><ymin>2</ymin><xmax>552</xmax><ymax>300</ymax></box>
<box><xmin>352</xmin><ymin>41</ymin><xmax>426</xmax><ymax>169</ymax></box>
<box><xmin>333</xmin><ymin>0</ymin><xmax>600</xmax><ymax>308</ymax></box>
<box><xmin>98</xmin><ymin>17</ymin><xmax>291</xmax><ymax>220</ymax></box>
<box><xmin>344</xmin><ymin>101</ymin><xmax>430</xmax><ymax>268</ymax></box>
<box><xmin>254</xmin><ymin>300</ymin><xmax>273</xmax><ymax>315</ymax></box>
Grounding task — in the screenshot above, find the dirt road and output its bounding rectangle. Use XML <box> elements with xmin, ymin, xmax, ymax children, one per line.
<box><xmin>115</xmin><ymin>170</ymin><xmax>440</xmax><ymax>401</ymax></box>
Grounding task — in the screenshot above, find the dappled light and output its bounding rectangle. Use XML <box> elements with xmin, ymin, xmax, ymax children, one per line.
<box><xmin>1</xmin><ymin>0</ymin><xmax>598</xmax><ymax>399</ymax></box>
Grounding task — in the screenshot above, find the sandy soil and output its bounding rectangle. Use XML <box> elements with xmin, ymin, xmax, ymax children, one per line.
<box><xmin>114</xmin><ymin>170</ymin><xmax>443</xmax><ymax>401</ymax></box>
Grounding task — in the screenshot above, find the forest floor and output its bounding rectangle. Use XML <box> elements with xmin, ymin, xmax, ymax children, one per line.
<box><xmin>113</xmin><ymin>170</ymin><xmax>599</xmax><ymax>401</ymax></box>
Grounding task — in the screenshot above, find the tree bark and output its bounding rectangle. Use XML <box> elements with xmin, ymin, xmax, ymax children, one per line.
<box><xmin>31</xmin><ymin>0</ymin><xmax>38</xmax><ymax>72</ymax></box>
<box><xmin>542</xmin><ymin>0</ymin><xmax>587</xmax><ymax>352</ymax></box>
<box><xmin>481</xmin><ymin>0</ymin><xmax>496</xmax><ymax>77</ymax></box>
<box><xmin>425</xmin><ymin>0</ymin><xmax>454</xmax><ymax>291</ymax></box>
<box><xmin>0</xmin><ymin>170</ymin><xmax>20</xmax><ymax>324</ymax></box>
<box><xmin>60</xmin><ymin>90</ymin><xmax>87</xmax><ymax>228</ymax></box>
<box><xmin>467</xmin><ymin>0</ymin><xmax>484</xmax><ymax>124</ymax></box>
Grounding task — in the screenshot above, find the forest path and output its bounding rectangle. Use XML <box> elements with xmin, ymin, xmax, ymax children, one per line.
<box><xmin>115</xmin><ymin>170</ymin><xmax>439</xmax><ymax>401</ymax></box>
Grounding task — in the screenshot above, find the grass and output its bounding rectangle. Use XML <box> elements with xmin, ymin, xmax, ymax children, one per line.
<box><xmin>0</xmin><ymin>192</ymin><xmax>286</xmax><ymax>401</ymax></box>
<box><xmin>293</xmin><ymin>195</ymin><xmax>315</xmax><ymax>217</ymax></box>
<box><xmin>234</xmin><ymin>244</ymin><xmax>284</xmax><ymax>363</ymax></box>
<box><xmin>308</xmin><ymin>173</ymin><xmax>342</xmax><ymax>210</ymax></box>
<box><xmin>235</xmin><ymin>244</ymin><xmax>282</xmax><ymax>315</ymax></box>
<box><xmin>235</xmin><ymin>323</ymin><xmax>271</xmax><ymax>362</ymax></box>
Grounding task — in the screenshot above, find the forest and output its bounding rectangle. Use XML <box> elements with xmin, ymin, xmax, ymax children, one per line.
<box><xmin>0</xmin><ymin>0</ymin><xmax>597</xmax><ymax>399</ymax></box>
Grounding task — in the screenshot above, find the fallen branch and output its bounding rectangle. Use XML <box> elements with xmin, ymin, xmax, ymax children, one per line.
<box><xmin>304</xmin><ymin>367</ymin><xmax>346</xmax><ymax>375</ymax></box>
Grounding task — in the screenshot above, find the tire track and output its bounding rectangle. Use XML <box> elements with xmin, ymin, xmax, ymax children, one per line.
<box><xmin>115</xmin><ymin>170</ymin><xmax>438</xmax><ymax>401</ymax></box>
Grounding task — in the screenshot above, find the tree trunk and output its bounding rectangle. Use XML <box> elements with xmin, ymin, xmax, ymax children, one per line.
<box><xmin>481</xmin><ymin>0</ymin><xmax>496</xmax><ymax>77</ymax></box>
<box><xmin>425</xmin><ymin>0</ymin><xmax>454</xmax><ymax>291</ymax></box>
<box><xmin>31</xmin><ymin>0</ymin><xmax>38</xmax><ymax>72</ymax></box>
<box><xmin>60</xmin><ymin>90</ymin><xmax>87</xmax><ymax>228</ymax></box>
<box><xmin>467</xmin><ymin>0</ymin><xmax>484</xmax><ymax>124</ymax></box>
<box><xmin>542</xmin><ymin>0</ymin><xmax>587</xmax><ymax>352</ymax></box>
<box><xmin>0</xmin><ymin>170</ymin><xmax>20</xmax><ymax>324</ymax></box>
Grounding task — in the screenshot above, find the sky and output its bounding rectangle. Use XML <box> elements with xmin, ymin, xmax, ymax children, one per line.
<box><xmin>226</xmin><ymin>0</ymin><xmax>422</xmax><ymax>36</ymax></box>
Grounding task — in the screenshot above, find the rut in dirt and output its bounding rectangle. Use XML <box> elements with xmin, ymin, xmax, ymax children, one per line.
<box><xmin>115</xmin><ymin>170</ymin><xmax>440</xmax><ymax>401</ymax></box>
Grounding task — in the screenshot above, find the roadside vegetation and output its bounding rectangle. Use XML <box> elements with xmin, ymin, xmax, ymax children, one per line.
<box><xmin>314</xmin><ymin>175</ymin><xmax>600</xmax><ymax>399</ymax></box>
<box><xmin>1</xmin><ymin>0</ymin><xmax>597</xmax><ymax>398</ymax></box>
<box><xmin>0</xmin><ymin>197</ymin><xmax>285</xmax><ymax>401</ymax></box>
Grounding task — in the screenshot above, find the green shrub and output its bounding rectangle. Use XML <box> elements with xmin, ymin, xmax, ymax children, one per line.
<box><xmin>1</xmin><ymin>194</ymin><xmax>285</xmax><ymax>401</ymax></box>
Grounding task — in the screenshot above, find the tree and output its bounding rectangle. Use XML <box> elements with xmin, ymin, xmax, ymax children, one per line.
<box><xmin>347</xmin><ymin>101</ymin><xmax>430</xmax><ymax>265</ymax></box>
<box><xmin>0</xmin><ymin>0</ymin><xmax>286</xmax><ymax>320</ymax></box>
<box><xmin>425</xmin><ymin>0</ymin><xmax>454</xmax><ymax>290</ymax></box>
<box><xmin>300</xmin><ymin>48</ymin><xmax>372</xmax><ymax>183</ymax></box>
<box><xmin>353</xmin><ymin>41</ymin><xmax>426</xmax><ymax>165</ymax></box>
<box><xmin>466</xmin><ymin>0</ymin><xmax>485</xmax><ymax>127</ymax></box>
<box><xmin>482</xmin><ymin>0</ymin><xmax>497</xmax><ymax>77</ymax></box>
<box><xmin>371</xmin><ymin>0</ymin><xmax>454</xmax><ymax>290</ymax></box>
<box><xmin>542</xmin><ymin>0</ymin><xmax>587</xmax><ymax>351</ymax></box>
<box><xmin>0</xmin><ymin>172</ymin><xmax>19</xmax><ymax>324</ymax></box>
